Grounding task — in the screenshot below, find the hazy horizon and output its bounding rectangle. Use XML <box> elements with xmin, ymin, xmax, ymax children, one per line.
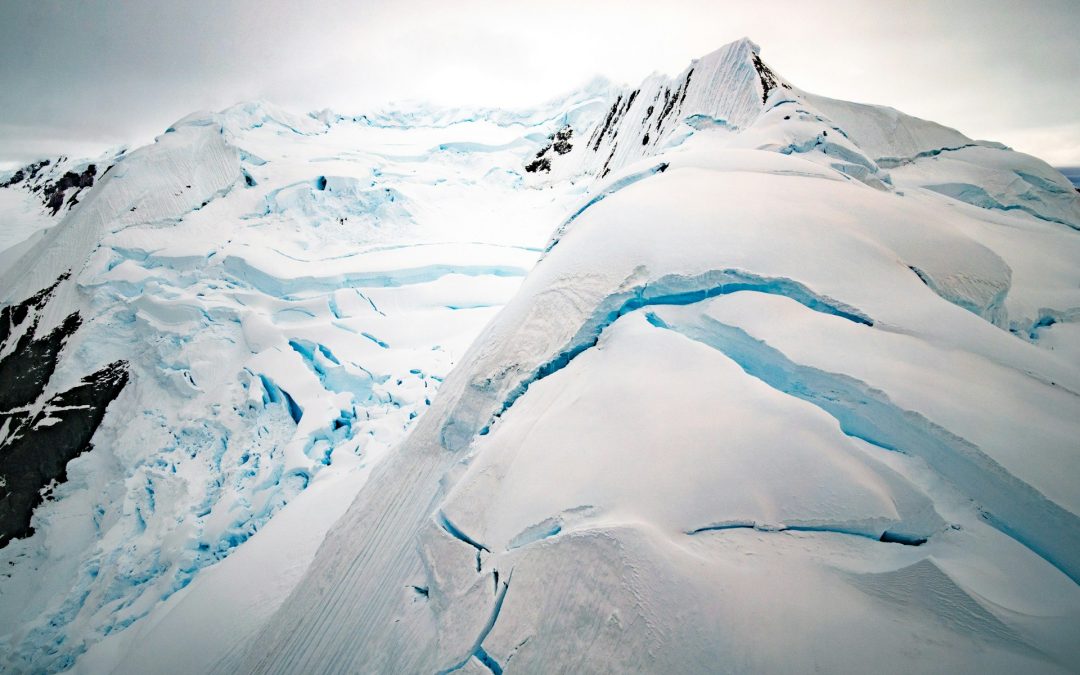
<box><xmin>1</xmin><ymin>0</ymin><xmax>1078</xmax><ymax>169</ymax></box>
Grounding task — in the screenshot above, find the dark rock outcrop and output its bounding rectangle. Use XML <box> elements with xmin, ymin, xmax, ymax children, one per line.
<box><xmin>751</xmin><ymin>51</ymin><xmax>781</xmax><ymax>103</ymax></box>
<box><xmin>0</xmin><ymin>277</ymin><xmax>129</xmax><ymax>548</ymax></box>
<box><xmin>525</xmin><ymin>126</ymin><xmax>574</xmax><ymax>174</ymax></box>
<box><xmin>0</xmin><ymin>159</ymin><xmax>51</xmax><ymax>189</ymax></box>
<box><xmin>41</xmin><ymin>164</ymin><xmax>97</xmax><ymax>215</ymax></box>
<box><xmin>1</xmin><ymin>158</ymin><xmax>101</xmax><ymax>216</ymax></box>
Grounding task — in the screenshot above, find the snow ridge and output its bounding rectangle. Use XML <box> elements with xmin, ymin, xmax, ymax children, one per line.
<box><xmin>238</xmin><ymin>39</ymin><xmax>1080</xmax><ymax>674</ymax></box>
<box><xmin>1</xmin><ymin>36</ymin><xmax>1079</xmax><ymax>674</ymax></box>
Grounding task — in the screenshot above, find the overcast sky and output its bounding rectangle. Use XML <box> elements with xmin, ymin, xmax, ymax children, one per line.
<box><xmin>1</xmin><ymin>0</ymin><xmax>1077</xmax><ymax>169</ymax></box>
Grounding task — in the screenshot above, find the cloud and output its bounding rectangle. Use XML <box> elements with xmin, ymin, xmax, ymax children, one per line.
<box><xmin>1</xmin><ymin>0</ymin><xmax>1077</xmax><ymax>165</ymax></box>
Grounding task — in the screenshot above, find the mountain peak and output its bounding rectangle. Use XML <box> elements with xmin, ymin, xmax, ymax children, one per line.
<box><xmin>2</xmin><ymin>32</ymin><xmax>1080</xmax><ymax>675</ymax></box>
<box><xmin>572</xmin><ymin>37</ymin><xmax>782</xmax><ymax>177</ymax></box>
<box><xmin>694</xmin><ymin>35</ymin><xmax>762</xmax><ymax>64</ymax></box>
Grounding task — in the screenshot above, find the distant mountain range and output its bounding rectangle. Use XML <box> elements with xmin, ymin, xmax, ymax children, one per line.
<box><xmin>1057</xmin><ymin>166</ymin><xmax>1080</xmax><ymax>188</ymax></box>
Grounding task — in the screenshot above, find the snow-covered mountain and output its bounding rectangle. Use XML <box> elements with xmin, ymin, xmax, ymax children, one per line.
<box><xmin>1</xmin><ymin>38</ymin><xmax>1079</xmax><ymax>674</ymax></box>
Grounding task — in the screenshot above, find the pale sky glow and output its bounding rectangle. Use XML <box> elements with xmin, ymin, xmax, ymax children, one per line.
<box><xmin>1</xmin><ymin>0</ymin><xmax>1077</xmax><ymax>167</ymax></box>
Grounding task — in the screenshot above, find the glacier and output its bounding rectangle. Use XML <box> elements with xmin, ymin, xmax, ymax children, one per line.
<box><xmin>0</xmin><ymin>37</ymin><xmax>1078</xmax><ymax>674</ymax></box>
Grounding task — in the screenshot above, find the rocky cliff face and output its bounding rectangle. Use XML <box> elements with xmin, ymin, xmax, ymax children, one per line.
<box><xmin>0</xmin><ymin>274</ymin><xmax>128</xmax><ymax>548</ymax></box>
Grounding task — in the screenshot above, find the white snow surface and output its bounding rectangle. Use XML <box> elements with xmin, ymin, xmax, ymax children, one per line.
<box><xmin>0</xmin><ymin>37</ymin><xmax>1077</xmax><ymax>674</ymax></box>
<box><xmin>0</xmin><ymin>93</ymin><xmax>589</xmax><ymax>674</ymax></box>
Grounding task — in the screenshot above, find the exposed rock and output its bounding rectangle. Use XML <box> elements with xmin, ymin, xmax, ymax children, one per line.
<box><xmin>525</xmin><ymin>126</ymin><xmax>573</xmax><ymax>173</ymax></box>
<box><xmin>0</xmin><ymin>362</ymin><xmax>128</xmax><ymax>547</ymax></box>
<box><xmin>0</xmin><ymin>276</ymin><xmax>129</xmax><ymax>547</ymax></box>
<box><xmin>41</xmin><ymin>164</ymin><xmax>97</xmax><ymax>215</ymax></box>
<box><xmin>525</xmin><ymin>156</ymin><xmax>552</xmax><ymax>173</ymax></box>
<box><xmin>552</xmin><ymin>126</ymin><xmax>573</xmax><ymax>155</ymax></box>
<box><xmin>752</xmin><ymin>51</ymin><xmax>780</xmax><ymax>103</ymax></box>
<box><xmin>0</xmin><ymin>159</ymin><xmax>50</xmax><ymax>189</ymax></box>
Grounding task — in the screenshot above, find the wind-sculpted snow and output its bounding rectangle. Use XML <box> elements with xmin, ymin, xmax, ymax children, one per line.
<box><xmin>259</xmin><ymin>175</ymin><xmax>410</xmax><ymax>226</ymax></box>
<box><xmin>543</xmin><ymin>161</ymin><xmax>669</xmax><ymax>252</ymax></box>
<box><xmin>572</xmin><ymin>38</ymin><xmax>775</xmax><ymax>177</ymax></box>
<box><xmin>647</xmin><ymin>306</ymin><xmax>1080</xmax><ymax>583</ymax></box>
<box><xmin>346</xmin><ymin>77</ymin><xmax>614</xmax><ymax>132</ymax></box>
<box><xmin>466</xmin><ymin>268</ymin><xmax>874</xmax><ymax>447</ymax></box>
<box><xmin>796</xmin><ymin>98</ymin><xmax>1080</xmax><ymax>229</ymax></box>
<box><xmin>927</xmin><ymin>180</ymin><xmax>1080</xmax><ymax>230</ymax></box>
<box><xmin>907</xmin><ymin>263</ymin><xmax>1011</xmax><ymax>326</ymax></box>
<box><xmin>222</xmin><ymin>254</ymin><xmax>528</xmax><ymax>297</ymax></box>
<box><xmin>0</xmin><ymin>152</ymin><xmax>131</xmax><ymax>258</ymax></box>
<box><xmin>5</xmin><ymin>36</ymin><xmax>1080</xmax><ymax>674</ymax></box>
<box><xmin>171</xmin><ymin>100</ymin><xmax>330</xmax><ymax>139</ymax></box>
<box><xmin>2</xmin><ymin>123</ymin><xmax>243</xmax><ymax>306</ymax></box>
<box><xmin>242</xmin><ymin>42</ymin><xmax>1080</xmax><ymax>672</ymax></box>
<box><xmin>0</xmin><ymin>82</ymin><xmax>583</xmax><ymax>673</ymax></box>
<box><xmin>803</xmin><ymin>93</ymin><xmax>984</xmax><ymax>164</ymax></box>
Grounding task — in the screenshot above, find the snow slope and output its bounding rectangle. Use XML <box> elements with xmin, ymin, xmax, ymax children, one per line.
<box><xmin>0</xmin><ymin>95</ymin><xmax>596</xmax><ymax>673</ymax></box>
<box><xmin>232</xmin><ymin>40</ymin><xmax>1080</xmax><ymax>675</ymax></box>
<box><xmin>1</xmin><ymin>37</ymin><xmax>1078</xmax><ymax>674</ymax></box>
<box><xmin>0</xmin><ymin>151</ymin><xmax>129</xmax><ymax>273</ymax></box>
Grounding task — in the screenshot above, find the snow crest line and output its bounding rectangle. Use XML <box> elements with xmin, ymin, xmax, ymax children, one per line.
<box><xmin>222</xmin><ymin>255</ymin><xmax>528</xmax><ymax>297</ymax></box>
<box><xmin>543</xmin><ymin>161</ymin><xmax>669</xmax><ymax>253</ymax></box>
<box><xmin>464</xmin><ymin>270</ymin><xmax>872</xmax><ymax>446</ymax></box>
<box><xmin>437</xmin><ymin>570</ymin><xmax>512</xmax><ymax>675</ymax></box>
<box><xmin>685</xmin><ymin>520</ymin><xmax>927</xmax><ymax>546</ymax></box>
<box><xmin>925</xmin><ymin>182</ymin><xmax>1080</xmax><ymax>231</ymax></box>
<box><xmin>648</xmin><ymin>310</ymin><xmax>1080</xmax><ymax>585</ymax></box>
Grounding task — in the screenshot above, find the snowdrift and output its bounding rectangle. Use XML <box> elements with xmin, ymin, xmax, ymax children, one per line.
<box><xmin>0</xmin><ymin>37</ymin><xmax>1078</xmax><ymax>674</ymax></box>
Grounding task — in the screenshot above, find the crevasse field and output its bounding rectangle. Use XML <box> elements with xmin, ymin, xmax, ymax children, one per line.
<box><xmin>1</xmin><ymin>38</ymin><xmax>1079</xmax><ymax>674</ymax></box>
